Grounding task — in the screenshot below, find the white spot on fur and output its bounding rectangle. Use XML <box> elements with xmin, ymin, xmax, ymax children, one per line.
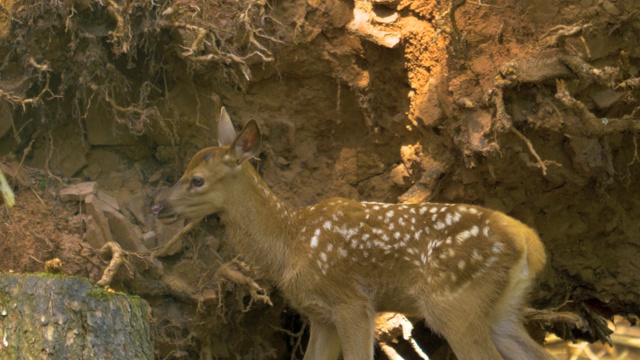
<box><xmin>338</xmin><ymin>248</ymin><xmax>348</xmax><ymax>257</ymax></box>
<box><xmin>429</xmin><ymin>207</ymin><xmax>438</xmax><ymax>214</ymax></box>
<box><xmin>310</xmin><ymin>229</ymin><xmax>321</xmax><ymax>248</ymax></box>
<box><xmin>323</xmin><ymin>221</ymin><xmax>332</xmax><ymax>230</ymax></box>
<box><xmin>327</xmin><ymin>243</ymin><xmax>334</xmax><ymax>252</ymax></box>
<box><xmin>320</xmin><ymin>252</ymin><xmax>327</xmax><ymax>262</ymax></box>
<box><xmin>434</xmin><ymin>221</ymin><xmax>446</xmax><ymax>230</ymax></box>
<box><xmin>482</xmin><ymin>226</ymin><xmax>490</xmax><ymax>237</ymax></box>
<box><xmin>470</xmin><ymin>225</ymin><xmax>480</xmax><ymax>237</ymax></box>
<box><xmin>458</xmin><ymin>260</ymin><xmax>466</xmax><ymax>270</ymax></box>
<box><xmin>420</xmin><ymin>207</ymin><xmax>428</xmax><ymax>215</ymax></box>
<box><xmin>394</xmin><ymin>232</ymin><xmax>401</xmax><ymax>239</ymax></box>
<box><xmin>444</xmin><ymin>213</ymin><xmax>452</xmax><ymax>225</ymax></box>
<box><xmin>492</xmin><ymin>242</ymin><xmax>504</xmax><ymax>253</ymax></box>
<box><xmin>455</xmin><ymin>230</ymin><xmax>472</xmax><ymax>243</ymax></box>
<box><xmin>472</xmin><ymin>249</ymin><xmax>483</xmax><ymax>262</ymax></box>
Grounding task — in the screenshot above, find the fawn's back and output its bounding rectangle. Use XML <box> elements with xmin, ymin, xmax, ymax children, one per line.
<box><xmin>284</xmin><ymin>197</ymin><xmax>544</xmax><ymax>317</ymax></box>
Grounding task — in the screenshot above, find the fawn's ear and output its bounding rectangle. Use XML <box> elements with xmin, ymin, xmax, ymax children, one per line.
<box><xmin>230</xmin><ymin>120</ymin><xmax>261</xmax><ymax>164</ymax></box>
<box><xmin>218</xmin><ymin>107</ymin><xmax>237</xmax><ymax>147</ymax></box>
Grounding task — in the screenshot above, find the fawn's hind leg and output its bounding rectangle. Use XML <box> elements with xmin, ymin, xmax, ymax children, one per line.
<box><xmin>303</xmin><ymin>321</ymin><xmax>341</xmax><ymax>360</ymax></box>
<box><xmin>491</xmin><ymin>314</ymin><xmax>555</xmax><ymax>360</ymax></box>
<box><xmin>436</xmin><ymin>320</ymin><xmax>504</xmax><ymax>360</ymax></box>
<box><xmin>333</xmin><ymin>303</ymin><xmax>376</xmax><ymax>360</ymax></box>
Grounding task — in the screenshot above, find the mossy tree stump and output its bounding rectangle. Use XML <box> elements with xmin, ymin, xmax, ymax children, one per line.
<box><xmin>0</xmin><ymin>274</ymin><xmax>153</xmax><ymax>359</ymax></box>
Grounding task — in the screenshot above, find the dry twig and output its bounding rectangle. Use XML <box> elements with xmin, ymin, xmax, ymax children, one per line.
<box><xmin>152</xmin><ymin>217</ymin><xmax>202</xmax><ymax>258</ymax></box>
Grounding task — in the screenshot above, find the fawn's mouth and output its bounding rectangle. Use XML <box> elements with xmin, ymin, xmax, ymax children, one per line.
<box><xmin>151</xmin><ymin>204</ymin><xmax>180</xmax><ymax>224</ymax></box>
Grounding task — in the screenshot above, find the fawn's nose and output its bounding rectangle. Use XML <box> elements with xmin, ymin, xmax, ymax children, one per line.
<box><xmin>151</xmin><ymin>204</ymin><xmax>163</xmax><ymax>216</ymax></box>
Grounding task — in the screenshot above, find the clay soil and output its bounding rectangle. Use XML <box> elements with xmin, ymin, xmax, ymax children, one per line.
<box><xmin>1</xmin><ymin>0</ymin><xmax>640</xmax><ymax>358</ymax></box>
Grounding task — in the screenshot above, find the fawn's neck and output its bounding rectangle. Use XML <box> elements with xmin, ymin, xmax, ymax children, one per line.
<box><xmin>221</xmin><ymin>163</ymin><xmax>295</xmax><ymax>282</ymax></box>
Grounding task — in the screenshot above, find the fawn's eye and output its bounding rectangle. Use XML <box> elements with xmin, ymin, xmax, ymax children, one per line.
<box><xmin>191</xmin><ymin>177</ymin><xmax>204</xmax><ymax>188</ymax></box>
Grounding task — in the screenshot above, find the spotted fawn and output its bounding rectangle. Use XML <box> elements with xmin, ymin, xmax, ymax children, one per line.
<box><xmin>152</xmin><ymin>107</ymin><xmax>554</xmax><ymax>360</ymax></box>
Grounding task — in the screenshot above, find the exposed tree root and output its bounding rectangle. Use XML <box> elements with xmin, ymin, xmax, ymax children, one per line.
<box><xmin>214</xmin><ymin>259</ymin><xmax>273</xmax><ymax>310</ymax></box>
<box><xmin>97</xmin><ymin>241</ymin><xmax>125</xmax><ymax>287</ymax></box>
<box><xmin>555</xmin><ymin>80</ymin><xmax>640</xmax><ymax>137</ymax></box>
<box><xmin>490</xmin><ymin>88</ymin><xmax>555</xmax><ymax>176</ymax></box>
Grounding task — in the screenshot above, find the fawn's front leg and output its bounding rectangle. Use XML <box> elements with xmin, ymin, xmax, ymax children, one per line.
<box><xmin>303</xmin><ymin>321</ymin><xmax>341</xmax><ymax>360</ymax></box>
<box><xmin>333</xmin><ymin>303</ymin><xmax>376</xmax><ymax>360</ymax></box>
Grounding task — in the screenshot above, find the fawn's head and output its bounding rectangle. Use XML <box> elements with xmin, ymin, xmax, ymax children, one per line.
<box><xmin>152</xmin><ymin>107</ymin><xmax>261</xmax><ymax>223</ymax></box>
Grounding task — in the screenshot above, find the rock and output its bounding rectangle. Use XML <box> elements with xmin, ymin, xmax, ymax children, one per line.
<box><xmin>101</xmin><ymin>204</ymin><xmax>148</xmax><ymax>253</ymax></box>
<box><xmin>85</xmin><ymin>193</ymin><xmax>148</xmax><ymax>252</ymax></box>
<box><xmin>82</xmin><ymin>162</ymin><xmax>101</xmax><ymax>180</ymax></box>
<box><xmin>414</xmin><ymin>77</ymin><xmax>444</xmax><ymax>127</ymax></box>
<box><xmin>85</xmin><ymin>195</ymin><xmax>115</xmax><ymax>245</ymax></box>
<box><xmin>155</xmin><ymin>219</ymin><xmax>185</xmax><ymax>256</ymax></box>
<box><xmin>147</xmin><ymin>170</ymin><xmax>164</xmax><ymax>184</ymax></box>
<box><xmin>127</xmin><ymin>193</ymin><xmax>154</xmax><ymax>228</ymax></box>
<box><xmin>96</xmin><ymin>190</ymin><xmax>120</xmax><ymax>211</ymax></box>
<box><xmin>143</xmin><ymin>231</ymin><xmax>158</xmax><ymax>249</ymax></box>
<box><xmin>59</xmin><ymin>182</ymin><xmax>97</xmax><ymax>201</ymax></box>
<box><xmin>83</xmin><ymin>215</ymin><xmax>108</xmax><ymax>249</ymax></box>
<box><xmin>591</xmin><ymin>88</ymin><xmax>624</xmax><ymax>109</ymax></box>
<box><xmin>564</xmin><ymin>136</ymin><xmax>606</xmax><ymax>177</ymax></box>
<box><xmin>601</xmin><ymin>0</ymin><xmax>621</xmax><ymax>16</ymax></box>
<box><xmin>0</xmin><ymin>274</ymin><xmax>153</xmax><ymax>359</ymax></box>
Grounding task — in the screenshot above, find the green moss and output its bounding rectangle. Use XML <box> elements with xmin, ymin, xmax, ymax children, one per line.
<box><xmin>87</xmin><ymin>287</ymin><xmax>123</xmax><ymax>300</ymax></box>
<box><xmin>33</xmin><ymin>272</ymin><xmax>71</xmax><ymax>279</ymax></box>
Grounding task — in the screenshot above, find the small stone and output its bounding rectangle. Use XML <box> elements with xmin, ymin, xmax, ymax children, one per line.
<box><xmin>601</xmin><ymin>1</ymin><xmax>621</xmax><ymax>15</ymax></box>
<box><xmin>148</xmin><ymin>170</ymin><xmax>164</xmax><ymax>184</ymax></box>
<box><xmin>143</xmin><ymin>231</ymin><xmax>158</xmax><ymax>249</ymax></box>
<box><xmin>59</xmin><ymin>182</ymin><xmax>98</xmax><ymax>202</ymax></box>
